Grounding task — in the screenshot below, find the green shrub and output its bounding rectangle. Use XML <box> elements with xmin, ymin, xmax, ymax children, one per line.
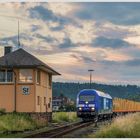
<box><xmin>0</xmin><ymin>113</ymin><xmax>38</xmax><ymax>132</ymax></box>
<box><xmin>52</xmin><ymin>112</ymin><xmax>79</xmax><ymax>123</ymax></box>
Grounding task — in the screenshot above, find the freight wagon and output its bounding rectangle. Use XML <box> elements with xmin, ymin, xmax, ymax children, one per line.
<box><xmin>113</xmin><ymin>98</ymin><xmax>140</xmax><ymax>113</ymax></box>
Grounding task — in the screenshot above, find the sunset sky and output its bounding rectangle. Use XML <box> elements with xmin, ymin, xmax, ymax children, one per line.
<box><xmin>0</xmin><ymin>3</ymin><xmax>140</xmax><ymax>85</ymax></box>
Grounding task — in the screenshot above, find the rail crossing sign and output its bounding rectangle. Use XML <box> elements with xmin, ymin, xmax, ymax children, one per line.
<box><xmin>22</xmin><ymin>86</ymin><xmax>30</xmax><ymax>95</ymax></box>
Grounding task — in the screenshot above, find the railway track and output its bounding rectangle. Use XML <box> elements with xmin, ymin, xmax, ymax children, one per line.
<box><xmin>26</xmin><ymin>121</ymin><xmax>94</xmax><ymax>138</ymax></box>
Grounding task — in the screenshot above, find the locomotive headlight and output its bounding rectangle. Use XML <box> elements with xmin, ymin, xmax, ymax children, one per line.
<box><xmin>79</xmin><ymin>107</ymin><xmax>82</xmax><ymax>111</ymax></box>
<box><xmin>91</xmin><ymin>107</ymin><xmax>95</xmax><ymax>111</ymax></box>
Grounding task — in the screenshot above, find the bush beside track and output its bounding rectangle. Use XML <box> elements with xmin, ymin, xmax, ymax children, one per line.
<box><xmin>0</xmin><ymin>113</ymin><xmax>46</xmax><ymax>132</ymax></box>
<box><xmin>88</xmin><ymin>113</ymin><xmax>140</xmax><ymax>138</ymax></box>
<box><xmin>0</xmin><ymin>112</ymin><xmax>79</xmax><ymax>137</ymax></box>
<box><xmin>52</xmin><ymin>112</ymin><xmax>79</xmax><ymax>123</ymax></box>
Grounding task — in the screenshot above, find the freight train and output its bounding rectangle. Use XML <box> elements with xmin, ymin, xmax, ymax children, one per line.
<box><xmin>76</xmin><ymin>89</ymin><xmax>140</xmax><ymax>121</ymax></box>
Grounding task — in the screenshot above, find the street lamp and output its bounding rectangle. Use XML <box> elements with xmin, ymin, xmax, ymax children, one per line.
<box><xmin>88</xmin><ymin>69</ymin><xmax>94</xmax><ymax>89</ymax></box>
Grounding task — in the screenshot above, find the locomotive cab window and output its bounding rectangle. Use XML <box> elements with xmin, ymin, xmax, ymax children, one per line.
<box><xmin>79</xmin><ymin>95</ymin><xmax>95</xmax><ymax>101</ymax></box>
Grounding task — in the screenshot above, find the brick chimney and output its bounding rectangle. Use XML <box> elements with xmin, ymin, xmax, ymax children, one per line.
<box><xmin>4</xmin><ymin>46</ymin><xmax>12</xmax><ymax>55</ymax></box>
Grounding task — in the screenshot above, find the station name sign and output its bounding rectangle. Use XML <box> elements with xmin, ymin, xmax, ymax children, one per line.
<box><xmin>22</xmin><ymin>86</ymin><xmax>30</xmax><ymax>95</ymax></box>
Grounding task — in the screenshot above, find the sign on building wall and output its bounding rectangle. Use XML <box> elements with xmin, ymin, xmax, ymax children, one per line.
<box><xmin>22</xmin><ymin>86</ymin><xmax>30</xmax><ymax>95</ymax></box>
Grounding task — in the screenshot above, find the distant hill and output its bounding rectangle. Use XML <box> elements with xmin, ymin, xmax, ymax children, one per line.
<box><xmin>52</xmin><ymin>82</ymin><xmax>140</xmax><ymax>102</ymax></box>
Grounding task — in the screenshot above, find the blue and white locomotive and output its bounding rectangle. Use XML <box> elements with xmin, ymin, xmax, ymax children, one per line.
<box><xmin>76</xmin><ymin>89</ymin><xmax>113</xmax><ymax>121</ymax></box>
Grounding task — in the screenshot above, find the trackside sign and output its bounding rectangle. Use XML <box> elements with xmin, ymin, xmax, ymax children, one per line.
<box><xmin>22</xmin><ymin>86</ymin><xmax>30</xmax><ymax>95</ymax></box>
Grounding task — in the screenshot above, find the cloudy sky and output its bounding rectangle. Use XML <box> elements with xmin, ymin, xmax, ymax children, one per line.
<box><xmin>0</xmin><ymin>2</ymin><xmax>140</xmax><ymax>85</ymax></box>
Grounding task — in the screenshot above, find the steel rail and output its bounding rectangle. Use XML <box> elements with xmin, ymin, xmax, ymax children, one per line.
<box><xmin>26</xmin><ymin>121</ymin><xmax>93</xmax><ymax>138</ymax></box>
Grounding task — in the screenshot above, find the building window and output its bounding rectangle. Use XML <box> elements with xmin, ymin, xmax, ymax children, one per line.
<box><xmin>19</xmin><ymin>69</ymin><xmax>33</xmax><ymax>83</ymax></box>
<box><xmin>48</xmin><ymin>97</ymin><xmax>51</xmax><ymax>108</ymax></box>
<box><xmin>37</xmin><ymin>96</ymin><xmax>40</xmax><ymax>105</ymax></box>
<box><xmin>0</xmin><ymin>70</ymin><xmax>5</xmax><ymax>82</ymax></box>
<box><xmin>0</xmin><ymin>69</ymin><xmax>13</xmax><ymax>83</ymax></box>
<box><xmin>7</xmin><ymin>70</ymin><xmax>13</xmax><ymax>82</ymax></box>
<box><xmin>49</xmin><ymin>74</ymin><xmax>52</xmax><ymax>87</ymax></box>
<box><xmin>44</xmin><ymin>97</ymin><xmax>46</xmax><ymax>105</ymax></box>
<box><xmin>49</xmin><ymin>97</ymin><xmax>51</xmax><ymax>103</ymax></box>
<box><xmin>36</xmin><ymin>70</ymin><xmax>40</xmax><ymax>84</ymax></box>
<box><xmin>48</xmin><ymin>103</ymin><xmax>50</xmax><ymax>108</ymax></box>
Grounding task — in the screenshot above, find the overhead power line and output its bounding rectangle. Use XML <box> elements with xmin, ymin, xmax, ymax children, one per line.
<box><xmin>0</xmin><ymin>14</ymin><xmax>24</xmax><ymax>20</ymax></box>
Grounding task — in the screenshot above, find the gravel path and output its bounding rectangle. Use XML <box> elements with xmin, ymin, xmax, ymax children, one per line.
<box><xmin>62</xmin><ymin>121</ymin><xmax>108</xmax><ymax>138</ymax></box>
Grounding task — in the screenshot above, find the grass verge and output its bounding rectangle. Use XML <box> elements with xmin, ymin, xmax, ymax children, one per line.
<box><xmin>0</xmin><ymin>113</ymin><xmax>44</xmax><ymax>132</ymax></box>
<box><xmin>0</xmin><ymin>112</ymin><xmax>79</xmax><ymax>137</ymax></box>
<box><xmin>88</xmin><ymin>112</ymin><xmax>140</xmax><ymax>138</ymax></box>
<box><xmin>52</xmin><ymin>112</ymin><xmax>79</xmax><ymax>123</ymax></box>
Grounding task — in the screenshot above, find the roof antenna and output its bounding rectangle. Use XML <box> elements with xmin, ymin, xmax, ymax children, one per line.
<box><xmin>18</xmin><ymin>19</ymin><xmax>20</xmax><ymax>48</ymax></box>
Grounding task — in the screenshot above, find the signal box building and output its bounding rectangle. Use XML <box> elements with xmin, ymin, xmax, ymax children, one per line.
<box><xmin>0</xmin><ymin>47</ymin><xmax>60</xmax><ymax>119</ymax></box>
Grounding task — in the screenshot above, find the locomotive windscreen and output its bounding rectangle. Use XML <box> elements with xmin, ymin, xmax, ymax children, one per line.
<box><xmin>79</xmin><ymin>95</ymin><xmax>95</xmax><ymax>101</ymax></box>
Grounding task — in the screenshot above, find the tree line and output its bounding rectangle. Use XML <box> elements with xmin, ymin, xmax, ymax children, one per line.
<box><xmin>52</xmin><ymin>82</ymin><xmax>140</xmax><ymax>102</ymax></box>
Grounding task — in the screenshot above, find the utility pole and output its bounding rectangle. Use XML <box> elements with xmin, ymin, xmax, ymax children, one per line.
<box><xmin>13</xmin><ymin>70</ymin><xmax>17</xmax><ymax>112</ymax></box>
<box><xmin>18</xmin><ymin>20</ymin><xmax>20</xmax><ymax>48</ymax></box>
<box><xmin>88</xmin><ymin>69</ymin><xmax>94</xmax><ymax>89</ymax></box>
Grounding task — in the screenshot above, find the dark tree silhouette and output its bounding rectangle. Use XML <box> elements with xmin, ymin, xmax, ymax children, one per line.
<box><xmin>52</xmin><ymin>82</ymin><xmax>140</xmax><ymax>102</ymax></box>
